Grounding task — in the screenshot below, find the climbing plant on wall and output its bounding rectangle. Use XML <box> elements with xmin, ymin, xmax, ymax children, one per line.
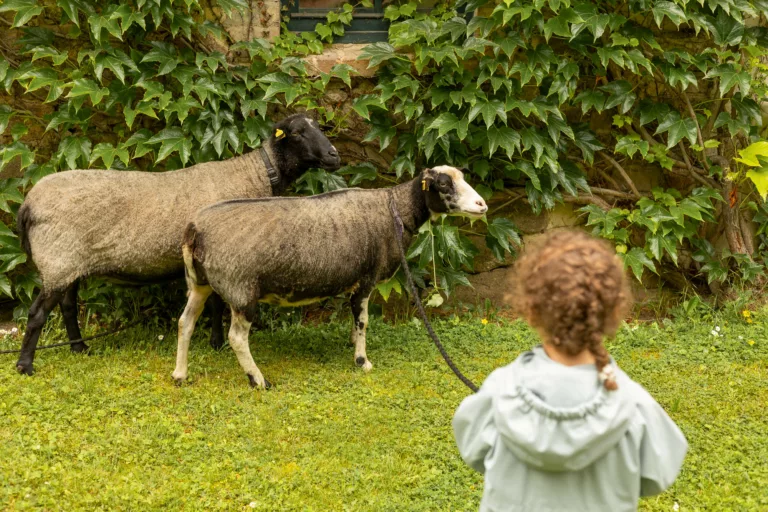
<box><xmin>354</xmin><ymin>0</ymin><xmax>768</xmax><ymax>291</ymax></box>
<box><xmin>2</xmin><ymin>0</ymin><xmax>768</xmax><ymax>320</ymax></box>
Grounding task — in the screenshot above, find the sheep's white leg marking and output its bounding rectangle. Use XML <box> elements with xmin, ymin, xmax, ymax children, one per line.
<box><xmin>229</xmin><ymin>309</ymin><xmax>267</xmax><ymax>389</ymax></box>
<box><xmin>351</xmin><ymin>295</ymin><xmax>373</xmax><ymax>372</ymax></box>
<box><xmin>172</xmin><ymin>284</ymin><xmax>212</xmax><ymax>382</ymax></box>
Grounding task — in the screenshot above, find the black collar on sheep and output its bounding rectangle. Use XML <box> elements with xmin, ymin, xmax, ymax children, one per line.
<box><xmin>267</xmin><ymin>114</ymin><xmax>341</xmax><ymax>193</ymax></box>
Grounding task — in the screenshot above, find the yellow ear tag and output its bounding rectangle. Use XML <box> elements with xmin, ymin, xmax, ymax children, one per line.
<box><xmin>275</xmin><ymin>129</ymin><xmax>285</xmax><ymax>139</ymax></box>
<box><xmin>422</xmin><ymin>179</ymin><xmax>427</xmax><ymax>190</ymax></box>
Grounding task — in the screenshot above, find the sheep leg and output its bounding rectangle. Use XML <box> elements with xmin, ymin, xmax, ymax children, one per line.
<box><xmin>229</xmin><ymin>309</ymin><xmax>270</xmax><ymax>389</ymax></box>
<box><xmin>207</xmin><ymin>292</ymin><xmax>226</xmax><ymax>350</ymax></box>
<box><xmin>172</xmin><ymin>284</ymin><xmax>212</xmax><ymax>383</ymax></box>
<box><xmin>60</xmin><ymin>280</ymin><xmax>88</xmax><ymax>354</ymax></box>
<box><xmin>350</xmin><ymin>290</ymin><xmax>373</xmax><ymax>372</ymax></box>
<box><xmin>16</xmin><ymin>289</ymin><xmax>65</xmax><ymax>375</ymax></box>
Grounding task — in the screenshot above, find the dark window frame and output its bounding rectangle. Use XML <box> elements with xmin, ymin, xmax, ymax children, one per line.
<box><xmin>281</xmin><ymin>0</ymin><xmax>390</xmax><ymax>43</ymax></box>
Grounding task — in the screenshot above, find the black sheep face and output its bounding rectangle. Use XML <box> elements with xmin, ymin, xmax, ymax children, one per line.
<box><xmin>273</xmin><ymin>115</ymin><xmax>341</xmax><ymax>170</ymax></box>
<box><xmin>423</xmin><ymin>166</ymin><xmax>488</xmax><ymax>219</ymax></box>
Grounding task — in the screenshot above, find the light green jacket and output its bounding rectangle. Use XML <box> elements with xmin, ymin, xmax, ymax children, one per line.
<box><xmin>453</xmin><ymin>346</ymin><xmax>688</xmax><ymax>512</ymax></box>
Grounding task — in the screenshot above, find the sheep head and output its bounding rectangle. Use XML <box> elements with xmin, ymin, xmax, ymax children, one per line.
<box><xmin>422</xmin><ymin>166</ymin><xmax>488</xmax><ymax>219</ymax></box>
<box><xmin>272</xmin><ymin>114</ymin><xmax>341</xmax><ymax>171</ymax></box>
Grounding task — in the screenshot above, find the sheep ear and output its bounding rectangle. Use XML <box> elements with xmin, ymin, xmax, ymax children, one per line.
<box><xmin>274</xmin><ymin>128</ymin><xmax>286</xmax><ymax>140</ymax></box>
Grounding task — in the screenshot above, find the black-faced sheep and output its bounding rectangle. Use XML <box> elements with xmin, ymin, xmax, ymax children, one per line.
<box><xmin>172</xmin><ymin>166</ymin><xmax>488</xmax><ymax>388</ymax></box>
<box><xmin>15</xmin><ymin>114</ymin><xmax>340</xmax><ymax>376</ymax></box>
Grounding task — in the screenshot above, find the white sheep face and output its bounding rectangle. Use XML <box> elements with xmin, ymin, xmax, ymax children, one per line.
<box><xmin>424</xmin><ymin>166</ymin><xmax>488</xmax><ymax>219</ymax></box>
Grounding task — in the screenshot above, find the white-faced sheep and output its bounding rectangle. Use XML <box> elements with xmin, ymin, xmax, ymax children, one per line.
<box><xmin>172</xmin><ymin>166</ymin><xmax>488</xmax><ymax>388</ymax></box>
<box><xmin>15</xmin><ymin>114</ymin><xmax>340</xmax><ymax>376</ymax></box>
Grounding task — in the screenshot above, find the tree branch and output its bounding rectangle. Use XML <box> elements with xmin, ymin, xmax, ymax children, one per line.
<box><xmin>598</xmin><ymin>152</ymin><xmax>641</xmax><ymax>198</ymax></box>
<box><xmin>682</xmin><ymin>89</ymin><xmax>711</xmax><ymax>172</ymax></box>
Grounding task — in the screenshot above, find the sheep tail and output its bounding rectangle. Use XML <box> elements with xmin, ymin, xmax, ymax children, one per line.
<box><xmin>182</xmin><ymin>222</ymin><xmax>199</xmax><ymax>285</ymax></box>
<box><xmin>17</xmin><ymin>203</ymin><xmax>34</xmax><ymax>259</ymax></box>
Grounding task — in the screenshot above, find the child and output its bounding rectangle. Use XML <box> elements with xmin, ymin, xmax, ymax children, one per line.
<box><xmin>453</xmin><ymin>230</ymin><xmax>687</xmax><ymax>511</ymax></box>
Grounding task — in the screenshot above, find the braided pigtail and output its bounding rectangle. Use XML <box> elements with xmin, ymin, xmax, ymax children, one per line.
<box><xmin>591</xmin><ymin>343</ymin><xmax>618</xmax><ymax>391</ymax></box>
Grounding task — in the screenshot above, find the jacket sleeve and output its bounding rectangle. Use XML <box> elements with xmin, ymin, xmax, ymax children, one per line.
<box><xmin>637</xmin><ymin>396</ymin><xmax>689</xmax><ymax>496</ymax></box>
<box><xmin>452</xmin><ymin>371</ymin><xmax>502</xmax><ymax>474</ymax></box>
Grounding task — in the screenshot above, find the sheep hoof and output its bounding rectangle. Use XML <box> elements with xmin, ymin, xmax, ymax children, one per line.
<box><xmin>16</xmin><ymin>362</ymin><xmax>34</xmax><ymax>376</ymax></box>
<box><xmin>356</xmin><ymin>357</ymin><xmax>373</xmax><ymax>372</ymax></box>
<box><xmin>171</xmin><ymin>371</ymin><xmax>187</xmax><ymax>385</ymax></box>
<box><xmin>70</xmin><ymin>342</ymin><xmax>90</xmax><ymax>354</ymax></box>
<box><xmin>247</xmin><ymin>373</ymin><xmax>271</xmax><ymax>390</ymax></box>
<box><xmin>209</xmin><ymin>336</ymin><xmax>225</xmax><ymax>351</ymax></box>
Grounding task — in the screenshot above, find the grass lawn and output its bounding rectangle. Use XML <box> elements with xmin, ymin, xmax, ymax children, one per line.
<box><xmin>0</xmin><ymin>305</ymin><xmax>766</xmax><ymax>511</ymax></box>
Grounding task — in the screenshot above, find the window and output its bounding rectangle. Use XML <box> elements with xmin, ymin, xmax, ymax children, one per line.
<box><xmin>281</xmin><ymin>1</ymin><xmax>438</xmax><ymax>43</ymax></box>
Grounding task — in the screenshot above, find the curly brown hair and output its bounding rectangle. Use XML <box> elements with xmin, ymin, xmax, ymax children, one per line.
<box><xmin>514</xmin><ymin>230</ymin><xmax>631</xmax><ymax>390</ymax></box>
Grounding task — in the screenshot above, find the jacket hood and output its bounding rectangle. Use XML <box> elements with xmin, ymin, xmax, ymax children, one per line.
<box><xmin>493</xmin><ymin>346</ymin><xmax>637</xmax><ymax>472</ymax></box>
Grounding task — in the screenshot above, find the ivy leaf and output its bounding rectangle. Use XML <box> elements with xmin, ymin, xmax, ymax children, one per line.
<box><xmin>468</xmin><ymin>98</ymin><xmax>506</xmax><ymax>129</ymax></box>
<box><xmin>296</xmin><ymin>169</ymin><xmax>347</xmax><ymax>194</ymax></box>
<box><xmin>0</xmin><ymin>105</ymin><xmax>14</xmax><ymax>135</ymax></box>
<box><xmin>706</xmin><ymin>64</ymin><xmax>750</xmax><ymax>97</ymax></box>
<box><xmin>330</xmin><ymin>63</ymin><xmax>358</xmax><ymax>88</ymax></box>
<box><xmin>597</xmin><ymin>47</ymin><xmax>626</xmax><ymax>68</ymax></box>
<box><xmin>66</xmin><ymin>78</ymin><xmax>109</xmax><ymax>105</ymax></box>
<box><xmin>337</xmin><ymin>163</ymin><xmax>378</xmax><ymax>186</ymax></box>
<box><xmin>147</xmin><ymin>128</ymin><xmax>192</xmax><ymax>166</ymax></box>
<box><xmin>110</xmin><ymin>3</ymin><xmax>146</xmax><ymax>33</ymax></box>
<box><xmin>735</xmin><ymin>141</ymin><xmax>768</xmax><ymax>167</ymax></box>
<box><xmin>615</xmin><ymin>135</ymin><xmax>649</xmax><ymax>158</ymax></box>
<box><xmin>427</xmin><ymin>112</ymin><xmax>469</xmax><ymax>139</ymax></box>
<box><xmin>165</xmin><ymin>96</ymin><xmax>199</xmax><ymax>124</ymax></box>
<box><xmin>652</xmin><ymin>1</ymin><xmax>687</xmax><ymax>28</ymax></box>
<box><xmin>570</xmin><ymin>3</ymin><xmax>610</xmax><ymax>41</ymax></box>
<box><xmin>486</xmin><ymin>126</ymin><xmax>521</xmax><ymax>158</ymax></box>
<box><xmin>358</xmin><ymin>42</ymin><xmax>404</xmax><ymax>68</ymax></box>
<box><xmin>0</xmin><ymin>273</ymin><xmax>11</xmax><ymax>299</ymax></box>
<box><xmin>711</xmin><ymin>9</ymin><xmax>744</xmax><ymax>47</ymax></box>
<box><xmin>258</xmin><ymin>72</ymin><xmax>298</xmax><ymax>103</ymax></box>
<box><xmin>352</xmin><ymin>95</ymin><xmax>386</xmax><ymax>121</ymax></box>
<box><xmin>22</xmin><ymin>67</ymin><xmax>59</xmax><ymax>93</ymax></box>
<box><xmin>123</xmin><ymin>100</ymin><xmax>157</xmax><ymax>129</ymax></box>
<box><xmin>647</xmin><ymin>232</ymin><xmax>678</xmax><ymax>264</ymax></box>
<box><xmin>746</xmin><ymin>167</ymin><xmax>768</xmax><ymax>199</ymax></box>
<box><xmin>363</xmin><ymin>120</ymin><xmax>397</xmax><ymax>151</ymax></box>
<box><xmin>486</xmin><ymin>217</ymin><xmax>521</xmax><ymax>260</ymax></box>
<box><xmin>638</xmin><ymin>101</ymin><xmax>671</xmax><ymax>126</ymax></box>
<box><xmin>520</xmin><ymin>128</ymin><xmax>548</xmax><ymax>166</ymax></box>
<box><xmin>731</xmin><ymin>96</ymin><xmax>762</xmax><ymax>126</ymax></box>
<box><xmin>655</xmin><ymin>112</ymin><xmax>698</xmax><ymax>148</ymax></box>
<box><xmin>88</xmin><ymin>9</ymin><xmax>123</xmax><ymax>42</ymax></box>
<box><xmin>94</xmin><ymin>55</ymin><xmax>126</xmax><ymax>83</ymax></box>
<box><xmin>620</xmin><ymin>246</ymin><xmax>656</xmax><ymax>281</ymax></box>
<box><xmin>90</xmin><ymin>142</ymin><xmax>129</xmax><ymax>169</ymax></box>
<box><xmin>573</xmin><ymin>89</ymin><xmax>605</xmax><ymax>114</ymax></box>
<box><xmin>0</xmin><ymin>0</ymin><xmax>44</xmax><ymax>28</ymax></box>
<box><xmin>526</xmin><ymin>44</ymin><xmax>557</xmax><ymax>71</ymax></box>
<box><xmin>215</xmin><ymin>0</ymin><xmax>249</xmax><ymax>16</ymax></box>
<box><xmin>660</xmin><ymin>63</ymin><xmax>698</xmax><ymax>91</ymax></box>
<box><xmin>57</xmin><ymin>0</ymin><xmax>85</xmax><ymax>27</ymax></box>
<box><xmin>544</xmin><ymin>8</ymin><xmax>584</xmax><ymax>40</ymax></box>
<box><xmin>0</xmin><ymin>179</ymin><xmax>24</xmax><ymax>214</ymax></box>
<box><xmin>376</xmin><ymin>275</ymin><xmax>402</xmax><ymax>301</ymax></box>
<box><xmin>122</xmin><ymin>129</ymin><xmax>154</xmax><ymax>159</ymax></box>
<box><xmin>140</xmin><ymin>42</ymin><xmax>179</xmax><ymax>76</ymax></box>
<box><xmin>572</xmin><ymin>127</ymin><xmax>603</xmax><ymax>164</ymax></box>
<box><xmin>56</xmin><ymin>136</ymin><xmax>91</xmax><ymax>170</ymax></box>
<box><xmin>600</xmin><ymin>80</ymin><xmax>636</xmax><ymax>114</ymax></box>
<box><xmin>27</xmin><ymin>46</ymin><xmax>68</xmax><ymax>66</ymax></box>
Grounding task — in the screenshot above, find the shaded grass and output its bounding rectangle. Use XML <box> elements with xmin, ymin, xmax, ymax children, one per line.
<box><xmin>0</xmin><ymin>309</ymin><xmax>766</xmax><ymax>511</ymax></box>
